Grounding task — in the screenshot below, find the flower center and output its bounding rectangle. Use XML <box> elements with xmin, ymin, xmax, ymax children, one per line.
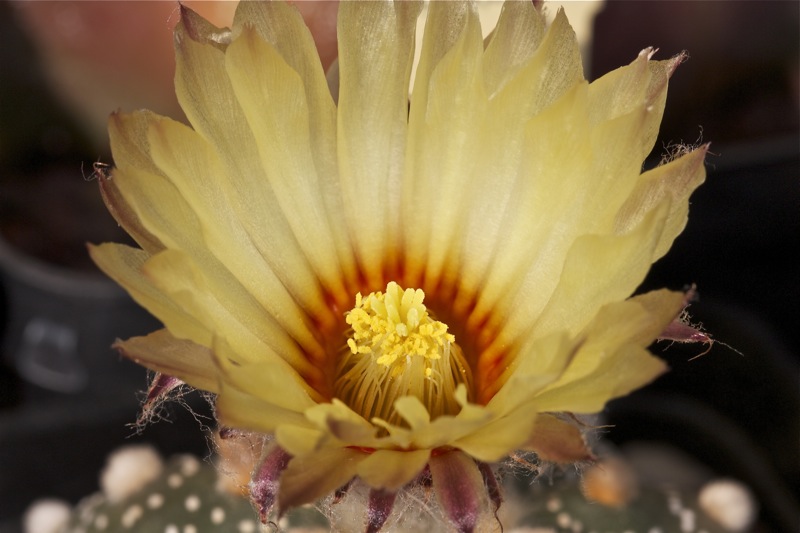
<box><xmin>334</xmin><ymin>282</ymin><xmax>472</xmax><ymax>427</ymax></box>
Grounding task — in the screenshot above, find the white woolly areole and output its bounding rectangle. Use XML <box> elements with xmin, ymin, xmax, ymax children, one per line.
<box><xmin>23</xmin><ymin>499</ymin><xmax>71</xmax><ymax>533</ymax></box>
<box><xmin>698</xmin><ymin>479</ymin><xmax>757</xmax><ymax>532</ymax></box>
<box><xmin>100</xmin><ymin>445</ymin><xmax>164</xmax><ymax>502</ymax></box>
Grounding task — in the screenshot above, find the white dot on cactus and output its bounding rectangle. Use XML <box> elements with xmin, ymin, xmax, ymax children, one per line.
<box><xmin>22</xmin><ymin>499</ymin><xmax>71</xmax><ymax>533</ymax></box>
<box><xmin>237</xmin><ymin>519</ymin><xmax>257</xmax><ymax>533</ymax></box>
<box><xmin>679</xmin><ymin>508</ymin><xmax>696</xmax><ymax>533</ymax></box>
<box><xmin>101</xmin><ymin>446</ymin><xmax>163</xmax><ymax>503</ymax></box>
<box><xmin>556</xmin><ymin>512</ymin><xmax>572</xmax><ymax>528</ymax></box>
<box><xmin>185</xmin><ymin>495</ymin><xmax>201</xmax><ymax>512</ymax></box>
<box><xmin>183</xmin><ymin>525</ymin><xmax>197</xmax><ymax>533</ymax></box>
<box><xmin>545</xmin><ymin>496</ymin><xmax>561</xmax><ymax>512</ymax></box>
<box><xmin>148</xmin><ymin>493</ymin><xmax>165</xmax><ymax>509</ymax></box>
<box><xmin>649</xmin><ymin>528</ymin><xmax>665</xmax><ymax>533</ymax></box>
<box><xmin>571</xmin><ymin>519</ymin><xmax>583</xmax><ymax>532</ymax></box>
<box><xmin>211</xmin><ymin>507</ymin><xmax>226</xmax><ymax>524</ymax></box>
<box><xmin>167</xmin><ymin>473</ymin><xmax>184</xmax><ymax>489</ymax></box>
<box><xmin>164</xmin><ymin>525</ymin><xmax>179</xmax><ymax>533</ymax></box>
<box><xmin>121</xmin><ymin>505</ymin><xmax>144</xmax><ymax>528</ymax></box>
<box><xmin>698</xmin><ymin>479</ymin><xmax>757</xmax><ymax>532</ymax></box>
<box><xmin>180</xmin><ymin>455</ymin><xmax>201</xmax><ymax>477</ymax></box>
<box><xmin>94</xmin><ymin>514</ymin><xmax>109</xmax><ymax>530</ymax></box>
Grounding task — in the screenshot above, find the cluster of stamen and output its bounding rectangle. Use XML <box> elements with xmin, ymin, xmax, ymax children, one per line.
<box><xmin>334</xmin><ymin>282</ymin><xmax>472</xmax><ymax>427</ymax></box>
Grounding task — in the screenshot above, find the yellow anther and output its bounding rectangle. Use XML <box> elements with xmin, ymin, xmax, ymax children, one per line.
<box><xmin>334</xmin><ymin>282</ymin><xmax>473</xmax><ymax>427</ymax></box>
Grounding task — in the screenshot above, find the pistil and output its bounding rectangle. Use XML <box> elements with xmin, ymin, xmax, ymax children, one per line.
<box><xmin>334</xmin><ymin>282</ymin><xmax>472</xmax><ymax>426</ymax></box>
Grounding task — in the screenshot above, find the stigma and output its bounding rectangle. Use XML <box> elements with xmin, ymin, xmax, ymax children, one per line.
<box><xmin>334</xmin><ymin>282</ymin><xmax>472</xmax><ymax>426</ymax></box>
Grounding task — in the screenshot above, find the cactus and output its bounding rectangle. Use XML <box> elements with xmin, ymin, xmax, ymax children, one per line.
<box><xmin>53</xmin><ymin>448</ymin><xmax>753</xmax><ymax>533</ymax></box>
<box><xmin>63</xmin><ymin>454</ymin><xmax>261</xmax><ymax>533</ymax></box>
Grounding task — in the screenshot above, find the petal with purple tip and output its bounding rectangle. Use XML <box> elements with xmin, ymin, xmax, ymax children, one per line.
<box><xmin>430</xmin><ymin>450</ymin><xmax>485</xmax><ymax>533</ymax></box>
<box><xmin>366</xmin><ymin>489</ymin><xmax>397</xmax><ymax>533</ymax></box>
<box><xmin>249</xmin><ymin>444</ymin><xmax>292</xmax><ymax>523</ymax></box>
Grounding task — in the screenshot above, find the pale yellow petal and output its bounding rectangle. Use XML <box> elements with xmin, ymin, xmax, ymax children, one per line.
<box><xmin>231</xmin><ymin>3</ymin><xmax>352</xmax><ymax>287</ymax></box>
<box><xmin>487</xmin><ymin>8</ymin><xmax>582</xmax><ymax>115</ymax></box>
<box><xmin>108</xmin><ymin>110</ymin><xmax>166</xmax><ymax>178</ymax></box>
<box><xmin>405</xmin><ymin>407</ymin><xmax>492</xmax><ymax>451</ymax></box>
<box><xmin>305</xmin><ymin>400</ymin><xmax>381</xmax><ymax>449</ymax></box>
<box><xmin>534</xmin><ymin>344</ymin><xmax>666</xmax><ymax>414</ymax></box>
<box><xmin>224</xmin><ymin>28</ymin><xmax>351</xmax><ymax>299</ymax></box>
<box><xmin>617</xmin><ymin>145</ymin><xmax>708</xmax><ymax>260</ymax></box>
<box><xmin>532</xmin><ymin>290</ymin><xmax>685</xmax><ymax>412</ymax></box>
<box><xmin>393</xmin><ymin>396</ymin><xmax>431</xmax><ymax>430</ymax></box>
<box><xmin>444</xmin><ymin>7</ymin><xmax>565</xmax><ymax>311</ymax></box>
<box><xmin>461</xmin><ymin>80</ymin><xmax>590</xmax><ymax>331</ymax></box>
<box><xmin>278</xmin><ymin>448</ymin><xmax>368</xmax><ymax>510</ymax></box>
<box><xmin>141</xmin><ymin>250</ymin><xmax>270</xmax><ymax>360</ymax></box>
<box><xmin>501</xmin><ymin>198</ymin><xmax>670</xmax><ymax>348</ymax></box>
<box><xmin>88</xmin><ymin>242</ymin><xmax>208</xmax><ymax>346</ymax></box>
<box><xmin>110</xmin><ymin>120</ymin><xmax>323</xmax><ymax>374</ymax></box>
<box><xmin>588</xmin><ymin>49</ymin><xmax>651</xmax><ymax>158</ymax></box>
<box><xmin>212</xmin><ymin>338</ymin><xmax>322</xmax><ymax>409</ymax></box>
<box><xmin>481</xmin><ymin>331</ymin><xmax>574</xmax><ymax>408</ymax></box>
<box><xmin>481</xmin><ymin>1</ymin><xmax>546</xmax><ymax>98</ymax></box>
<box><xmin>216</xmin><ymin>380</ymin><xmax>312</xmax><ymax>435</ymax></box>
<box><xmin>452</xmin><ymin>405</ymin><xmax>538</xmax><ymax>462</ymax></box>
<box><xmin>114</xmin><ymin>329</ymin><xmax>217</xmax><ymax>393</ymax></box>
<box><xmin>173</xmin><ymin>15</ymin><xmax>336</xmax><ymax>312</ymax></box>
<box><xmin>144</xmin><ymin>113</ymin><xmax>330</xmax><ymax>355</ymax></box>
<box><xmin>275</xmin><ymin>425</ymin><xmax>325</xmax><ymax>457</ymax></box>
<box><xmin>403</xmin><ymin>1</ymin><xmax>485</xmax><ymax>287</ymax></box>
<box><xmin>336</xmin><ymin>1</ymin><xmax>422</xmax><ymax>286</ymax></box>
<box><xmin>102</xmin><ymin>112</ymin><xmax>167</xmax><ymax>253</ymax></box>
<box><xmin>356</xmin><ymin>449</ymin><xmax>430</xmax><ymax>491</ymax></box>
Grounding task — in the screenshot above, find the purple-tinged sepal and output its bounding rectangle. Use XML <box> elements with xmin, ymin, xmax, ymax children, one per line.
<box><xmin>365</xmin><ymin>489</ymin><xmax>397</xmax><ymax>533</ymax></box>
<box><xmin>249</xmin><ymin>444</ymin><xmax>292</xmax><ymax>523</ymax></box>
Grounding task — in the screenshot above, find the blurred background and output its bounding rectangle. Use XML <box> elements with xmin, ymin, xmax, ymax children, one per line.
<box><xmin>0</xmin><ymin>1</ymin><xmax>797</xmax><ymax>532</ymax></box>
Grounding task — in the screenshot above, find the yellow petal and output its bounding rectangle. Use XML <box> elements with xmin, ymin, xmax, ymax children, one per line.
<box><xmin>463</xmin><ymin>80</ymin><xmax>590</xmax><ymax>333</ymax></box>
<box><xmin>405</xmin><ymin>408</ymin><xmax>492</xmax><ymax>451</ymax></box>
<box><xmin>403</xmin><ymin>1</ymin><xmax>485</xmax><ymax>287</ymax></box>
<box><xmin>114</xmin><ymin>329</ymin><xmax>217</xmax><ymax>393</ymax></box>
<box><xmin>212</xmin><ymin>338</ymin><xmax>321</xmax><ymax>410</ymax></box>
<box><xmin>174</xmin><ymin>13</ymin><xmax>339</xmax><ymax>310</ymax></box>
<box><xmin>337</xmin><ymin>0</ymin><xmax>423</xmax><ymax>286</ymax></box>
<box><xmin>141</xmin><ymin>249</ymin><xmax>295</xmax><ymax>367</ymax></box>
<box><xmin>450</xmin><ymin>8</ymin><xmax>577</xmax><ymax>310</ymax></box>
<box><xmin>223</xmin><ymin>28</ymin><xmax>352</xmax><ymax>299</ymax></box>
<box><xmin>535</xmin><ymin>344</ymin><xmax>666</xmax><ymax>414</ymax></box>
<box><xmin>617</xmin><ymin>145</ymin><xmax>708</xmax><ymax>260</ymax></box>
<box><xmin>278</xmin><ymin>448</ymin><xmax>368</xmax><ymax>511</ymax></box>
<box><xmin>305</xmin><ymin>400</ymin><xmax>380</xmax><ymax>449</ymax></box>
<box><xmin>481</xmin><ymin>1</ymin><xmax>547</xmax><ymax>98</ymax></box>
<box><xmin>275</xmin><ymin>425</ymin><xmax>325</xmax><ymax>457</ymax></box>
<box><xmin>231</xmin><ymin>3</ymin><xmax>346</xmax><ymax>254</ymax></box>
<box><xmin>482</xmin><ymin>331</ymin><xmax>574</xmax><ymax>409</ymax></box>
<box><xmin>453</xmin><ymin>404</ymin><xmax>538</xmax><ymax>462</ymax></box>
<box><xmin>144</xmin><ymin>113</ymin><xmax>330</xmax><ymax>355</ymax></box>
<box><xmin>88</xmin><ymin>242</ymin><xmax>208</xmax><ymax>346</ymax></box>
<box><xmin>519</xmin><ymin>198</ymin><xmax>671</xmax><ymax>341</ymax></box>
<box><xmin>532</xmin><ymin>289</ymin><xmax>685</xmax><ymax>413</ymax></box>
<box><xmin>393</xmin><ymin>396</ymin><xmax>431</xmax><ymax>430</ymax></box>
<box><xmin>356</xmin><ymin>449</ymin><xmax>431</xmax><ymax>491</ymax></box>
<box><xmin>215</xmin><ymin>379</ymin><xmax>312</xmax><ymax>435</ymax></box>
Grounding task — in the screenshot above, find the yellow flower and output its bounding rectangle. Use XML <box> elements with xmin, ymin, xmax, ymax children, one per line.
<box><xmin>90</xmin><ymin>1</ymin><xmax>707</xmax><ymax>531</ymax></box>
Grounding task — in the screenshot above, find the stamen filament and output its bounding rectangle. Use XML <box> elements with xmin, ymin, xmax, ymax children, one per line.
<box><xmin>335</xmin><ymin>282</ymin><xmax>472</xmax><ymax>427</ymax></box>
